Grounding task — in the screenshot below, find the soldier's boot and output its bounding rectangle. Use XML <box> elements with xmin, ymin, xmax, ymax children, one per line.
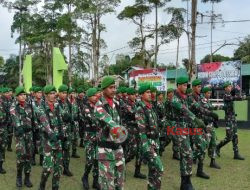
<box><xmin>216</xmin><ymin>144</ymin><xmax>222</xmax><ymax>157</ymax></box>
<box><xmin>38</xmin><ymin>174</ymin><xmax>48</xmax><ymax>190</ymax></box>
<box><xmin>31</xmin><ymin>153</ymin><xmax>36</xmax><ymax>166</ymax></box>
<box><xmin>63</xmin><ymin>164</ymin><xmax>73</xmax><ymax>177</ymax></box>
<box><xmin>79</xmin><ymin>139</ymin><xmax>84</xmax><ymax>147</ymax></box>
<box><xmin>180</xmin><ymin>176</ymin><xmax>194</xmax><ymax>190</ymax></box>
<box><xmin>92</xmin><ymin>175</ymin><xmax>100</xmax><ymax>189</ymax></box>
<box><xmin>234</xmin><ymin>151</ymin><xmax>245</xmax><ymax>160</ymax></box>
<box><xmin>193</xmin><ymin>158</ymin><xmax>197</xmax><ymax>165</ymax></box>
<box><xmin>0</xmin><ymin>161</ymin><xmax>6</xmax><ymax>174</ymax></box>
<box><xmin>210</xmin><ymin>158</ymin><xmax>221</xmax><ymax>169</ymax></box>
<box><xmin>196</xmin><ymin>162</ymin><xmax>210</xmax><ymax>179</ymax></box>
<box><xmin>52</xmin><ymin>187</ymin><xmax>59</xmax><ymax>190</ymax></box>
<box><xmin>24</xmin><ymin>173</ymin><xmax>33</xmax><ymax>188</ymax></box>
<box><xmin>16</xmin><ymin>167</ymin><xmax>23</xmax><ymax>188</ymax></box>
<box><xmin>71</xmin><ymin>150</ymin><xmax>80</xmax><ymax>158</ymax></box>
<box><xmin>173</xmin><ymin>153</ymin><xmax>180</xmax><ymax>161</ymax></box>
<box><xmin>7</xmin><ymin>137</ymin><xmax>12</xmax><ymax>152</ymax></box>
<box><xmin>39</xmin><ymin>155</ymin><xmax>44</xmax><ymax>166</ymax></box>
<box><xmin>134</xmin><ymin>165</ymin><xmax>146</xmax><ymax>179</ymax></box>
<box><xmin>82</xmin><ymin>173</ymin><xmax>89</xmax><ymax>190</ymax></box>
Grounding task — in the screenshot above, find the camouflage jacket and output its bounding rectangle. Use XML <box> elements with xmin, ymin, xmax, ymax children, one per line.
<box><xmin>82</xmin><ymin>101</ymin><xmax>99</xmax><ymax>142</ymax></box>
<box><xmin>171</xmin><ymin>90</ymin><xmax>196</xmax><ymax>126</ymax></box>
<box><xmin>67</xmin><ymin>98</ymin><xmax>79</xmax><ymax>128</ymax></box>
<box><xmin>32</xmin><ymin>98</ymin><xmax>45</xmax><ymax>130</ymax></box>
<box><xmin>0</xmin><ymin>98</ymin><xmax>7</xmax><ymax>134</ymax></box>
<box><xmin>76</xmin><ymin>97</ymin><xmax>86</xmax><ymax>125</ymax></box>
<box><xmin>156</xmin><ymin>100</ymin><xmax>165</xmax><ymax>126</ymax></box>
<box><xmin>94</xmin><ymin>96</ymin><xmax>121</xmax><ymax>144</ymax></box>
<box><xmin>1</xmin><ymin>96</ymin><xmax>13</xmax><ymax>126</ymax></box>
<box><xmin>135</xmin><ymin>100</ymin><xmax>159</xmax><ymax>144</ymax></box>
<box><xmin>57</xmin><ymin>98</ymin><xmax>72</xmax><ymax>137</ymax></box>
<box><xmin>123</xmin><ymin>99</ymin><xmax>137</xmax><ymax>134</ymax></box>
<box><xmin>223</xmin><ymin>92</ymin><xmax>243</xmax><ymax>119</ymax></box>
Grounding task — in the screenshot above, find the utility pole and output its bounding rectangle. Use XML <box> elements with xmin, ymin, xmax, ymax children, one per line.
<box><xmin>190</xmin><ymin>0</ymin><xmax>198</xmax><ymax>80</ymax></box>
<box><xmin>210</xmin><ymin>1</ymin><xmax>214</xmax><ymax>63</ymax></box>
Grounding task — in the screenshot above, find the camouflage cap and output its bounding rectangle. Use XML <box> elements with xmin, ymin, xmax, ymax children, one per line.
<box><xmin>43</xmin><ymin>85</ymin><xmax>56</xmax><ymax>94</ymax></box>
<box><xmin>177</xmin><ymin>76</ymin><xmax>189</xmax><ymax>85</ymax></box>
<box><xmin>58</xmin><ymin>84</ymin><xmax>69</xmax><ymax>92</ymax></box>
<box><xmin>86</xmin><ymin>88</ymin><xmax>98</xmax><ymax>97</ymax></box>
<box><xmin>138</xmin><ymin>83</ymin><xmax>151</xmax><ymax>95</ymax></box>
<box><xmin>127</xmin><ymin>87</ymin><xmax>136</xmax><ymax>95</ymax></box>
<box><xmin>101</xmin><ymin>76</ymin><xmax>115</xmax><ymax>89</ymax></box>
<box><xmin>202</xmin><ymin>87</ymin><xmax>212</xmax><ymax>93</ymax></box>
<box><xmin>15</xmin><ymin>86</ymin><xmax>26</xmax><ymax>96</ymax></box>
<box><xmin>192</xmin><ymin>79</ymin><xmax>202</xmax><ymax>87</ymax></box>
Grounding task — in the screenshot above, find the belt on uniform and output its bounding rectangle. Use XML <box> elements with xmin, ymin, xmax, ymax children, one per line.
<box><xmin>98</xmin><ymin>141</ymin><xmax>121</xmax><ymax>150</ymax></box>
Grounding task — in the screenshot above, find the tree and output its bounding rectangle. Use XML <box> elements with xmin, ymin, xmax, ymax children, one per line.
<box><xmin>0</xmin><ymin>56</ymin><xmax>4</xmax><ymax>67</ymax></box>
<box><xmin>234</xmin><ymin>35</ymin><xmax>250</xmax><ymax>64</ymax></box>
<box><xmin>200</xmin><ymin>54</ymin><xmax>231</xmax><ymax>63</ymax></box>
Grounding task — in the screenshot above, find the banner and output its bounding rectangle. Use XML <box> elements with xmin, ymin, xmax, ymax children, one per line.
<box><xmin>197</xmin><ymin>61</ymin><xmax>241</xmax><ymax>88</ymax></box>
<box><xmin>53</xmin><ymin>47</ymin><xmax>68</xmax><ymax>90</ymax></box>
<box><xmin>129</xmin><ymin>69</ymin><xmax>167</xmax><ymax>91</ymax></box>
<box><xmin>22</xmin><ymin>55</ymin><xmax>32</xmax><ymax>93</ymax></box>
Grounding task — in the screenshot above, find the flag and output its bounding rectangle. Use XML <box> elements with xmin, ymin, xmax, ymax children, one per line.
<box><xmin>22</xmin><ymin>55</ymin><xmax>32</xmax><ymax>93</ymax></box>
<box><xmin>53</xmin><ymin>47</ymin><xmax>68</xmax><ymax>90</ymax></box>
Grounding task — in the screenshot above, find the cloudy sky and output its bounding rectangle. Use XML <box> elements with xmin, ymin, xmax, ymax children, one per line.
<box><xmin>0</xmin><ymin>0</ymin><xmax>250</xmax><ymax>67</ymax></box>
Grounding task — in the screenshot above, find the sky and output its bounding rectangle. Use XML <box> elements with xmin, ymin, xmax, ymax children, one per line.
<box><xmin>0</xmin><ymin>0</ymin><xmax>250</xmax><ymax>67</ymax></box>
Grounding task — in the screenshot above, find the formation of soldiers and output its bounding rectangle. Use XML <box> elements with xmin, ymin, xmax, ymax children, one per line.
<box><xmin>0</xmin><ymin>76</ymin><xmax>248</xmax><ymax>190</ymax></box>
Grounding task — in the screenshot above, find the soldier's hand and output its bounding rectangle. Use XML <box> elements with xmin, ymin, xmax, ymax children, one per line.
<box><xmin>194</xmin><ymin>118</ymin><xmax>206</xmax><ymax>129</ymax></box>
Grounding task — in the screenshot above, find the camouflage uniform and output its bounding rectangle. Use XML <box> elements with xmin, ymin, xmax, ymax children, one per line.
<box><xmin>135</xmin><ymin>100</ymin><xmax>163</xmax><ymax>190</ymax></box>
<box><xmin>10</xmin><ymin>99</ymin><xmax>35</xmax><ymax>187</ymax></box>
<box><xmin>0</xmin><ymin>97</ymin><xmax>8</xmax><ymax>173</ymax></box>
<box><xmin>81</xmin><ymin>101</ymin><xmax>99</xmax><ymax>187</ymax></box>
<box><xmin>165</xmin><ymin>98</ymin><xmax>180</xmax><ymax>159</ymax></box>
<box><xmin>95</xmin><ymin>96</ymin><xmax>125</xmax><ymax>190</ymax></box>
<box><xmin>39</xmin><ymin>101</ymin><xmax>64</xmax><ymax>190</ymax></box>
<box><xmin>76</xmin><ymin>96</ymin><xmax>86</xmax><ymax>148</ymax></box>
<box><xmin>216</xmin><ymin>91</ymin><xmax>245</xmax><ymax>158</ymax></box>
<box><xmin>57</xmin><ymin>98</ymin><xmax>73</xmax><ymax>176</ymax></box>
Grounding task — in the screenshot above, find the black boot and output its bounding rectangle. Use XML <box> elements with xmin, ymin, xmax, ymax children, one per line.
<box><xmin>216</xmin><ymin>145</ymin><xmax>221</xmax><ymax>157</ymax></box>
<box><xmin>196</xmin><ymin>162</ymin><xmax>210</xmax><ymax>179</ymax></box>
<box><xmin>234</xmin><ymin>152</ymin><xmax>245</xmax><ymax>160</ymax></box>
<box><xmin>82</xmin><ymin>173</ymin><xmax>89</xmax><ymax>190</ymax></box>
<box><xmin>0</xmin><ymin>161</ymin><xmax>6</xmax><ymax>174</ymax></box>
<box><xmin>173</xmin><ymin>153</ymin><xmax>180</xmax><ymax>161</ymax></box>
<box><xmin>31</xmin><ymin>153</ymin><xmax>36</xmax><ymax>166</ymax></box>
<box><xmin>72</xmin><ymin>150</ymin><xmax>80</xmax><ymax>158</ymax></box>
<box><xmin>79</xmin><ymin>139</ymin><xmax>84</xmax><ymax>147</ymax></box>
<box><xmin>52</xmin><ymin>187</ymin><xmax>59</xmax><ymax>190</ymax></box>
<box><xmin>16</xmin><ymin>167</ymin><xmax>23</xmax><ymax>188</ymax></box>
<box><xmin>38</xmin><ymin>174</ymin><xmax>48</xmax><ymax>190</ymax></box>
<box><xmin>63</xmin><ymin>165</ymin><xmax>73</xmax><ymax>177</ymax></box>
<box><xmin>210</xmin><ymin>158</ymin><xmax>221</xmax><ymax>169</ymax></box>
<box><xmin>24</xmin><ymin>173</ymin><xmax>33</xmax><ymax>188</ymax></box>
<box><xmin>180</xmin><ymin>176</ymin><xmax>194</xmax><ymax>190</ymax></box>
<box><xmin>92</xmin><ymin>175</ymin><xmax>100</xmax><ymax>189</ymax></box>
<box><xmin>134</xmin><ymin>165</ymin><xmax>146</xmax><ymax>179</ymax></box>
<box><xmin>39</xmin><ymin>155</ymin><xmax>44</xmax><ymax>166</ymax></box>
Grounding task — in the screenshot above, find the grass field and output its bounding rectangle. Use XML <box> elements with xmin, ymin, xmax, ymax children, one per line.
<box><xmin>1</xmin><ymin>128</ymin><xmax>250</xmax><ymax>190</ymax></box>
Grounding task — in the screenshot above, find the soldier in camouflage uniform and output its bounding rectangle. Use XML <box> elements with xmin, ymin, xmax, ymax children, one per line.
<box><xmin>156</xmin><ymin>91</ymin><xmax>166</xmax><ymax>156</ymax></box>
<box><xmin>32</xmin><ymin>87</ymin><xmax>45</xmax><ymax>166</ymax></box>
<box><xmin>200</xmin><ymin>87</ymin><xmax>221</xmax><ymax>169</ymax></box>
<box><xmin>2</xmin><ymin>87</ymin><xmax>14</xmax><ymax>152</ymax></box>
<box><xmin>68</xmin><ymin>88</ymin><xmax>80</xmax><ymax>158</ymax></box>
<box><xmin>94</xmin><ymin>76</ymin><xmax>126</xmax><ymax>190</ymax></box>
<box><xmin>187</xmin><ymin>79</ymin><xmax>218</xmax><ymax>179</ymax></box>
<box><xmin>76</xmin><ymin>87</ymin><xmax>86</xmax><ymax>148</ymax></box>
<box><xmin>123</xmin><ymin>87</ymin><xmax>146</xmax><ymax>179</ymax></box>
<box><xmin>216</xmin><ymin>82</ymin><xmax>246</xmax><ymax>160</ymax></box>
<box><xmin>171</xmin><ymin>77</ymin><xmax>206</xmax><ymax>190</ymax></box>
<box><xmin>38</xmin><ymin>85</ymin><xmax>64</xmax><ymax>190</ymax></box>
<box><xmin>0</xmin><ymin>88</ymin><xmax>9</xmax><ymax>174</ymax></box>
<box><xmin>165</xmin><ymin>88</ymin><xmax>180</xmax><ymax>160</ymax></box>
<box><xmin>10</xmin><ymin>87</ymin><xmax>34</xmax><ymax>188</ymax></box>
<box><xmin>81</xmin><ymin>88</ymin><xmax>100</xmax><ymax>190</ymax></box>
<box><xmin>135</xmin><ymin>83</ymin><xmax>163</xmax><ymax>190</ymax></box>
<box><xmin>57</xmin><ymin>84</ymin><xmax>74</xmax><ymax>177</ymax></box>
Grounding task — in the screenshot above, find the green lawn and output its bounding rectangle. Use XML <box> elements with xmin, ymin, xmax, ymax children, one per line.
<box><xmin>1</xmin><ymin>128</ymin><xmax>250</xmax><ymax>190</ymax></box>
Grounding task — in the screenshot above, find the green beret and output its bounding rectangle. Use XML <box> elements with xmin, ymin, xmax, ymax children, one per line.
<box><xmin>43</xmin><ymin>85</ymin><xmax>56</xmax><ymax>94</ymax></box>
<box><xmin>120</xmin><ymin>87</ymin><xmax>127</xmax><ymax>94</ymax></box>
<box><xmin>101</xmin><ymin>76</ymin><xmax>115</xmax><ymax>89</ymax></box>
<box><xmin>58</xmin><ymin>84</ymin><xmax>68</xmax><ymax>92</ymax></box>
<box><xmin>34</xmin><ymin>86</ymin><xmax>42</xmax><ymax>93</ymax></box>
<box><xmin>202</xmin><ymin>87</ymin><xmax>212</xmax><ymax>93</ymax></box>
<box><xmin>86</xmin><ymin>88</ymin><xmax>98</xmax><ymax>97</ymax></box>
<box><xmin>167</xmin><ymin>88</ymin><xmax>174</xmax><ymax>94</ymax></box>
<box><xmin>157</xmin><ymin>91</ymin><xmax>165</xmax><ymax>96</ymax></box>
<box><xmin>15</xmin><ymin>86</ymin><xmax>26</xmax><ymax>96</ymax></box>
<box><xmin>127</xmin><ymin>88</ymin><xmax>136</xmax><ymax>95</ymax></box>
<box><xmin>68</xmin><ymin>87</ymin><xmax>75</xmax><ymax>94</ymax></box>
<box><xmin>150</xmin><ymin>86</ymin><xmax>157</xmax><ymax>93</ymax></box>
<box><xmin>97</xmin><ymin>87</ymin><xmax>101</xmax><ymax>92</ymax></box>
<box><xmin>77</xmin><ymin>87</ymin><xmax>84</xmax><ymax>94</ymax></box>
<box><xmin>138</xmin><ymin>83</ymin><xmax>151</xmax><ymax>95</ymax></box>
<box><xmin>192</xmin><ymin>79</ymin><xmax>202</xmax><ymax>86</ymax></box>
<box><xmin>223</xmin><ymin>81</ymin><xmax>232</xmax><ymax>88</ymax></box>
<box><xmin>186</xmin><ymin>88</ymin><xmax>193</xmax><ymax>94</ymax></box>
<box><xmin>2</xmin><ymin>87</ymin><xmax>10</xmax><ymax>93</ymax></box>
<box><xmin>177</xmin><ymin>76</ymin><xmax>188</xmax><ymax>85</ymax></box>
